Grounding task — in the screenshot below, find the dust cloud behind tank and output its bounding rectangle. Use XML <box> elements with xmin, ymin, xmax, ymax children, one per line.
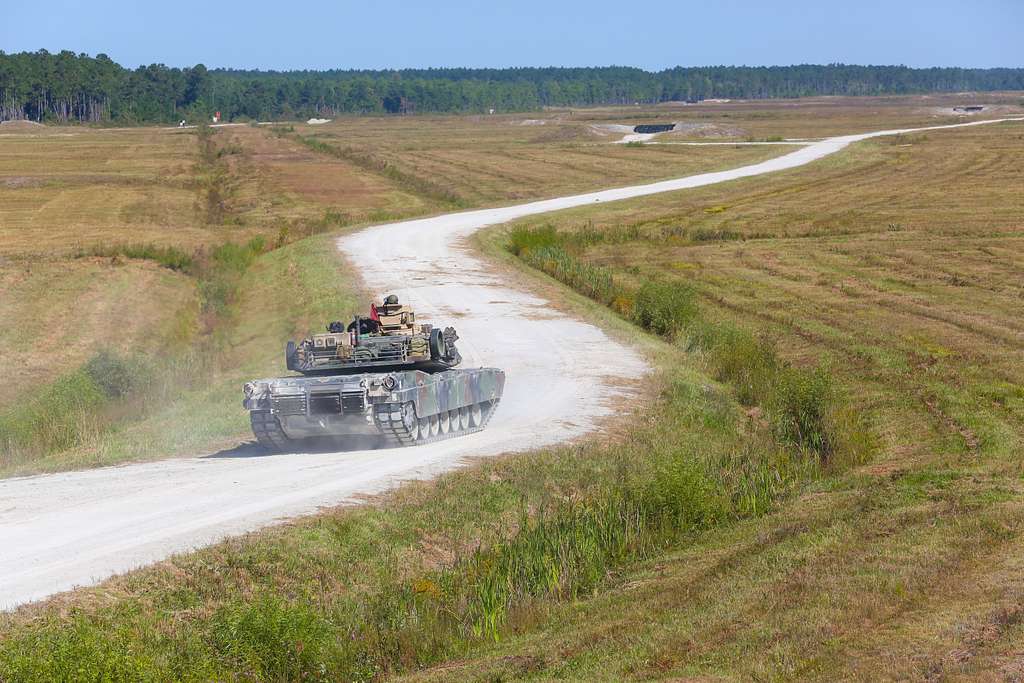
<box><xmin>243</xmin><ymin>294</ymin><xmax>505</xmax><ymax>451</ymax></box>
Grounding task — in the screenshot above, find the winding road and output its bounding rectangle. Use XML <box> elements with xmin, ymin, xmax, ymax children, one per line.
<box><xmin>1</xmin><ymin>116</ymin><xmax>1020</xmax><ymax>610</ymax></box>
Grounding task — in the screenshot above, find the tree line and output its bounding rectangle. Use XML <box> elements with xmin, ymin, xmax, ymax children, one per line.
<box><xmin>2</xmin><ymin>50</ymin><xmax>1022</xmax><ymax>124</ymax></box>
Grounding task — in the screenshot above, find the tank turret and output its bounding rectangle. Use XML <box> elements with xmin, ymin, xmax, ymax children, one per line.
<box><xmin>285</xmin><ymin>294</ymin><xmax>462</xmax><ymax>375</ymax></box>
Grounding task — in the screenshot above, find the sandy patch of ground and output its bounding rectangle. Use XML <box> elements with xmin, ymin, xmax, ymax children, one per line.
<box><xmin>663</xmin><ymin>122</ymin><xmax>748</xmax><ymax>138</ymax></box>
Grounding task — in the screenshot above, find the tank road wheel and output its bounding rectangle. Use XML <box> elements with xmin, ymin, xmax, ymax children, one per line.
<box><xmin>467</xmin><ymin>402</ymin><xmax>483</xmax><ymax>428</ymax></box>
<box><xmin>399</xmin><ymin>402</ymin><xmax>419</xmax><ymax>443</ymax></box>
<box><xmin>438</xmin><ymin>410</ymin><xmax>451</xmax><ymax>435</ymax></box>
<box><xmin>418</xmin><ymin>415</ymin><xmax>430</xmax><ymax>438</ymax></box>
<box><xmin>250</xmin><ymin>410</ymin><xmax>291</xmax><ymax>452</ymax></box>
<box><xmin>478</xmin><ymin>399</ymin><xmax>500</xmax><ymax>427</ymax></box>
<box><xmin>458</xmin><ymin>406</ymin><xmax>471</xmax><ymax>431</ymax></box>
<box><xmin>448</xmin><ymin>409</ymin><xmax>461</xmax><ymax>432</ymax></box>
<box><xmin>428</xmin><ymin>414</ymin><xmax>440</xmax><ymax>437</ymax></box>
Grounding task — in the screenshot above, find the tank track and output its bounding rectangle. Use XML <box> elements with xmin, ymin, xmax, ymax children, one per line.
<box><xmin>251</xmin><ymin>402</ymin><xmax>501</xmax><ymax>451</ymax></box>
<box><xmin>250</xmin><ymin>410</ymin><xmax>291</xmax><ymax>451</ymax></box>
<box><xmin>374</xmin><ymin>399</ymin><xmax>501</xmax><ymax>447</ymax></box>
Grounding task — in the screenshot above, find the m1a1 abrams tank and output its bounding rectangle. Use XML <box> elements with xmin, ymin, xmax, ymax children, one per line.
<box><xmin>243</xmin><ymin>295</ymin><xmax>505</xmax><ymax>451</ymax></box>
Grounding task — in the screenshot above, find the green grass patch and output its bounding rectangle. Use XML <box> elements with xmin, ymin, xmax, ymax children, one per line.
<box><xmin>0</xmin><ymin>350</ymin><xmax>154</xmax><ymax>463</ymax></box>
<box><xmin>633</xmin><ymin>280</ymin><xmax>698</xmax><ymax>337</ymax></box>
<box><xmin>77</xmin><ymin>243</ymin><xmax>196</xmax><ymax>272</ymax></box>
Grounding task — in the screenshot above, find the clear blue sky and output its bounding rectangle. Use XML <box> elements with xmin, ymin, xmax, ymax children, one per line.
<box><xmin>3</xmin><ymin>0</ymin><xmax>1021</xmax><ymax>71</ymax></box>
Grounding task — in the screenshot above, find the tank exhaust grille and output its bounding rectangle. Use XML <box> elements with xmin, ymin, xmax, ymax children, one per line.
<box><xmin>341</xmin><ymin>391</ymin><xmax>366</xmax><ymax>414</ymax></box>
<box><xmin>271</xmin><ymin>394</ymin><xmax>307</xmax><ymax>416</ymax></box>
<box><xmin>309</xmin><ymin>393</ymin><xmax>342</xmax><ymax>415</ymax></box>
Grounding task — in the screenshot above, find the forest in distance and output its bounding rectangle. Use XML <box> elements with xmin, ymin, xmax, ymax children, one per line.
<box><xmin>3</xmin><ymin>49</ymin><xmax>1024</xmax><ymax>124</ymax></box>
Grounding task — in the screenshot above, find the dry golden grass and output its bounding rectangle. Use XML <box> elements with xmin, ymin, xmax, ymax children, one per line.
<box><xmin>0</xmin><ymin>127</ymin><xmax>204</xmax><ymax>254</ymax></box>
<box><xmin>298</xmin><ymin>113</ymin><xmax>791</xmax><ymax>205</ymax></box>
<box><xmin>216</xmin><ymin>126</ymin><xmax>435</xmax><ymax>225</ymax></box>
<box><xmin>0</xmin><ymin>128</ymin><xmax>206</xmax><ymax>410</ymax></box>
<box><xmin>0</xmin><ymin>257</ymin><xmax>195</xmax><ymax>408</ymax></box>
<box><xmin>590</xmin><ymin>91</ymin><xmax>1024</xmax><ymax>139</ymax></box>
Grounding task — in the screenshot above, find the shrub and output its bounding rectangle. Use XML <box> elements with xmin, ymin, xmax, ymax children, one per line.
<box><xmin>211</xmin><ymin>597</ymin><xmax>335</xmax><ymax>681</ymax></box>
<box><xmin>0</xmin><ymin>350</ymin><xmax>154</xmax><ymax>461</ymax></box>
<box><xmin>78</xmin><ymin>243</ymin><xmax>196</xmax><ymax>273</ymax></box>
<box><xmin>83</xmin><ymin>350</ymin><xmax>141</xmax><ymax>399</ymax></box>
<box><xmin>211</xmin><ymin>236</ymin><xmax>265</xmax><ymax>274</ymax></box>
<box><xmin>520</xmin><ymin>245</ymin><xmax>618</xmax><ymax>305</ymax></box>
<box><xmin>707</xmin><ymin>326</ymin><xmax>777</xmax><ymax>406</ymax></box>
<box><xmin>198</xmin><ymin>237</ymin><xmax>267</xmax><ymax>320</ymax></box>
<box><xmin>769</xmin><ymin>366</ymin><xmax>835</xmax><ymax>455</ymax></box>
<box><xmin>645</xmin><ymin>450</ymin><xmax>729</xmax><ymax>530</ymax></box>
<box><xmin>507</xmin><ymin>224</ymin><xmax>560</xmax><ymax>256</ymax></box>
<box><xmin>0</xmin><ymin>368</ymin><xmax>106</xmax><ymax>455</ymax></box>
<box><xmin>632</xmin><ymin>280</ymin><xmax>697</xmax><ymax>337</ymax></box>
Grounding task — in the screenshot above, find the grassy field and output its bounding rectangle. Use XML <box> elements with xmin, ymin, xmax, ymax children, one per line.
<box><xmin>501</xmin><ymin>121</ymin><xmax>1024</xmax><ymax>469</ymax></box>
<box><xmin>1</xmin><ymin>96</ymin><xmax>1023</xmax><ymax>680</ymax></box>
<box><xmin>292</xmin><ymin>114</ymin><xmax>789</xmax><ymax>205</ymax></box>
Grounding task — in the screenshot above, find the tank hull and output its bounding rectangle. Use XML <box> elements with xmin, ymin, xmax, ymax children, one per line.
<box><xmin>243</xmin><ymin>367</ymin><xmax>504</xmax><ymax>450</ymax></box>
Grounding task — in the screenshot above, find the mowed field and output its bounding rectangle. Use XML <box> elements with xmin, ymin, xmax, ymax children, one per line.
<box><xmin>0</xmin><ymin>128</ymin><xmax>200</xmax><ymax>408</ymax></box>
<box><xmin>295</xmin><ymin>113</ymin><xmax>788</xmax><ymax>205</ymax></box>
<box><xmin>507</xmin><ymin>121</ymin><xmax>1024</xmax><ymax>465</ymax></box>
<box><xmin>0</xmin><ymin>127</ymin><xmax>199</xmax><ymax>252</ymax></box>
<box><xmin>1</xmin><ymin>97</ymin><xmax>1023</xmax><ymax>680</ymax></box>
<box><xmin>447</xmin><ymin>117</ymin><xmax>1024</xmax><ymax>678</ymax></box>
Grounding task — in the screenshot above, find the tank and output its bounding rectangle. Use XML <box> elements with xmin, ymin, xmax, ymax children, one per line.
<box><xmin>243</xmin><ymin>295</ymin><xmax>505</xmax><ymax>451</ymax></box>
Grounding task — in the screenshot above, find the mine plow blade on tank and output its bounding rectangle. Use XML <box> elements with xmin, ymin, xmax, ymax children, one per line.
<box><xmin>243</xmin><ymin>295</ymin><xmax>505</xmax><ymax>451</ymax></box>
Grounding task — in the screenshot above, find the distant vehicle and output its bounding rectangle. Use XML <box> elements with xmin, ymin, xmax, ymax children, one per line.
<box><xmin>243</xmin><ymin>295</ymin><xmax>505</xmax><ymax>450</ymax></box>
<box><xmin>633</xmin><ymin>124</ymin><xmax>676</xmax><ymax>134</ymax></box>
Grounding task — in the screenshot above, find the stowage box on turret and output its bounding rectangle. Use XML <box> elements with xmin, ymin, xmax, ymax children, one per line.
<box><xmin>243</xmin><ymin>295</ymin><xmax>505</xmax><ymax>451</ymax></box>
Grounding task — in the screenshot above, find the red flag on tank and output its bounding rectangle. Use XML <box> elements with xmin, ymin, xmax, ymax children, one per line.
<box><xmin>370</xmin><ymin>303</ymin><xmax>380</xmax><ymax>321</ymax></box>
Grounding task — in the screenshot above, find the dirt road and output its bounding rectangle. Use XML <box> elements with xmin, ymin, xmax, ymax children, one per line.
<box><xmin>1</xmin><ymin>117</ymin><xmax>1019</xmax><ymax>610</ymax></box>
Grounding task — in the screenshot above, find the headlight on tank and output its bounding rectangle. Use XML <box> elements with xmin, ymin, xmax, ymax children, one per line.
<box><xmin>382</xmin><ymin>375</ymin><xmax>398</xmax><ymax>391</ymax></box>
